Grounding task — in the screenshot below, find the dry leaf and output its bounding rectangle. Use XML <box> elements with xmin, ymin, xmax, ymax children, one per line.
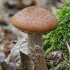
<box><xmin>45</xmin><ymin>51</ymin><xmax>63</xmax><ymax>66</ymax></box>
<box><xmin>5</xmin><ymin>38</ymin><xmax>29</xmax><ymax>64</ymax></box>
<box><xmin>4</xmin><ymin>42</ymin><xmax>16</xmax><ymax>57</ymax></box>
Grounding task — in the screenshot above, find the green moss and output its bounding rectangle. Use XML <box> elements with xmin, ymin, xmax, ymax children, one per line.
<box><xmin>43</xmin><ymin>1</ymin><xmax>70</xmax><ymax>55</ymax></box>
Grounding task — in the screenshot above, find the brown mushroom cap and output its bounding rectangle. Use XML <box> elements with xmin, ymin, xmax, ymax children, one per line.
<box><xmin>12</xmin><ymin>6</ymin><xmax>58</xmax><ymax>33</ymax></box>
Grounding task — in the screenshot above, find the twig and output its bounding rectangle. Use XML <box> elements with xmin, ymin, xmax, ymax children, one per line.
<box><xmin>64</xmin><ymin>40</ymin><xmax>70</xmax><ymax>60</ymax></box>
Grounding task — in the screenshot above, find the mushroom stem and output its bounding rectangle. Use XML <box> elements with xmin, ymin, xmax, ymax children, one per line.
<box><xmin>27</xmin><ymin>33</ymin><xmax>48</xmax><ymax>70</ymax></box>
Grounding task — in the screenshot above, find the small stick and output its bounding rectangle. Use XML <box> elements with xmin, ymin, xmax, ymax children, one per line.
<box><xmin>64</xmin><ymin>40</ymin><xmax>70</xmax><ymax>60</ymax></box>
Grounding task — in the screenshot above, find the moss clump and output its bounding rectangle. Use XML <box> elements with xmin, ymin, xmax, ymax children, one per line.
<box><xmin>43</xmin><ymin>1</ymin><xmax>70</xmax><ymax>55</ymax></box>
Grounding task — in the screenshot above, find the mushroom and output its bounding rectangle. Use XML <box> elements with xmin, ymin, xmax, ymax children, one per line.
<box><xmin>12</xmin><ymin>6</ymin><xmax>58</xmax><ymax>70</ymax></box>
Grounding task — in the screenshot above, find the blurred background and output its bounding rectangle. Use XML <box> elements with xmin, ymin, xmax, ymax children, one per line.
<box><xmin>0</xmin><ymin>0</ymin><xmax>65</xmax><ymax>51</ymax></box>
